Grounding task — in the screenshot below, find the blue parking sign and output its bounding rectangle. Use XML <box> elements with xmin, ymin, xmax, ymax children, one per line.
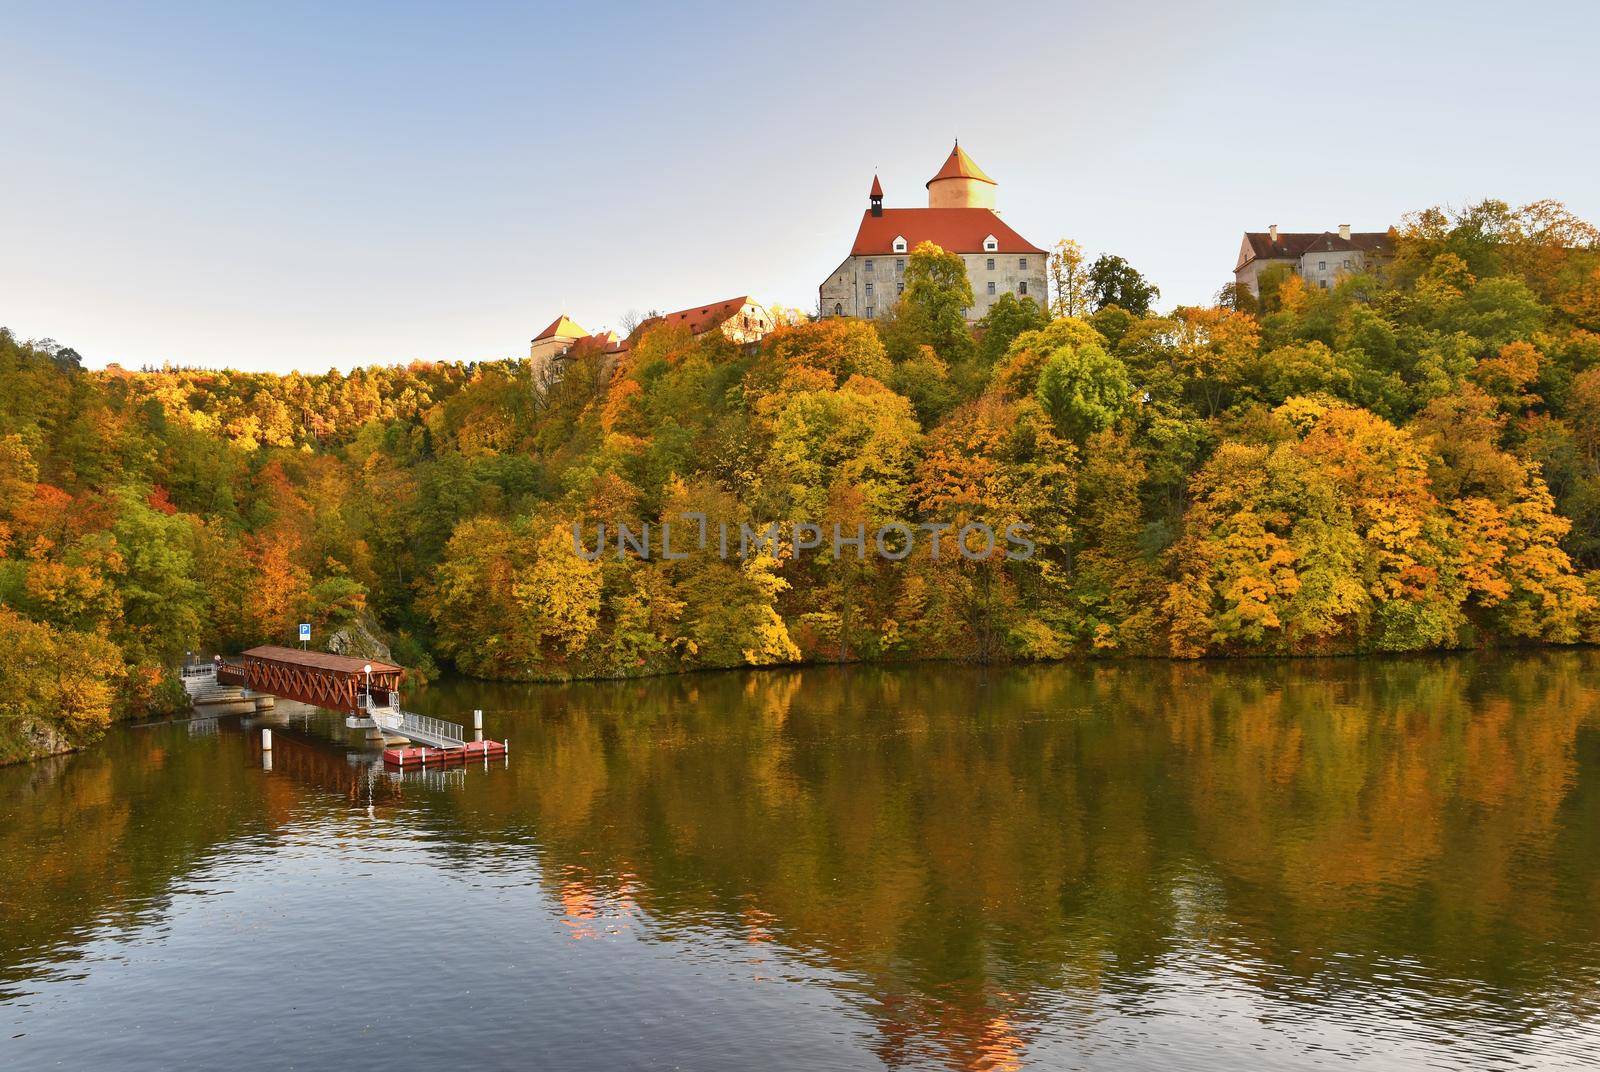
<box><xmin>299</xmin><ymin>623</ymin><xmax>311</xmax><ymax>642</ymax></box>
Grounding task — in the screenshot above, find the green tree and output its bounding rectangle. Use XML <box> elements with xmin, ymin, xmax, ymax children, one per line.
<box><xmin>1034</xmin><ymin>339</ymin><xmax>1134</xmax><ymax>443</ymax></box>
<box><xmin>1088</xmin><ymin>254</ymin><xmax>1161</xmax><ymax>315</ymax></box>
<box><xmin>1216</xmin><ymin>281</ymin><xmax>1258</xmax><ymax>314</ymax></box>
<box><xmin>975</xmin><ymin>292</ymin><xmax>1049</xmax><ymax>367</ymax></box>
<box><xmin>887</xmin><ymin>241</ymin><xmax>976</xmax><ymax>363</ymax></box>
<box><xmin>109</xmin><ymin>488</ymin><xmax>203</xmax><ymax>665</ymax></box>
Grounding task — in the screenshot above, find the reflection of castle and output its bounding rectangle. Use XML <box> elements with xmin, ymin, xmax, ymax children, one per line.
<box><xmin>869</xmin><ymin>993</ymin><xmax>1027</xmax><ymax>1072</ymax></box>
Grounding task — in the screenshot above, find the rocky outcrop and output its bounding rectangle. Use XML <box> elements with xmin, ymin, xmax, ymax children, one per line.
<box><xmin>325</xmin><ymin>613</ymin><xmax>393</xmax><ymax>664</ymax></box>
<box><xmin>0</xmin><ymin>718</ymin><xmax>77</xmax><ymax>767</ymax></box>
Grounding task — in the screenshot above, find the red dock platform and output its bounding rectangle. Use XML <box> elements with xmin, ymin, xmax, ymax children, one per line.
<box><xmin>383</xmin><ymin>739</ymin><xmax>508</xmax><ymax>767</ymax></box>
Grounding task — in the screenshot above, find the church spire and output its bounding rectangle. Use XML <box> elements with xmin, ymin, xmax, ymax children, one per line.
<box><xmin>869</xmin><ymin>174</ymin><xmax>883</xmax><ymax>217</ymax></box>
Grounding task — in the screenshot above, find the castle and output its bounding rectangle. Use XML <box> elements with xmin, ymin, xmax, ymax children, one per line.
<box><xmin>527</xmin><ymin>145</ymin><xmax>1404</xmax><ymax>379</ymax></box>
<box><xmin>529</xmin><ymin>144</ymin><xmax>1046</xmax><ymax>381</ymax></box>
<box><xmin>1234</xmin><ymin>224</ymin><xmax>1396</xmax><ymax>295</ymax></box>
<box><xmin>819</xmin><ymin>143</ymin><xmax>1048</xmax><ymax>322</ymax></box>
<box><xmin>529</xmin><ymin>297</ymin><xmax>772</xmax><ymax>383</ymax></box>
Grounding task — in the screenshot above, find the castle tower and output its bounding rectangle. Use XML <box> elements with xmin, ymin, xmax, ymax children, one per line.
<box><xmin>530</xmin><ymin>314</ymin><xmax>588</xmax><ymax>363</ymax></box>
<box><xmin>925</xmin><ymin>141</ymin><xmax>997</xmax><ymax>210</ymax></box>
<box><xmin>529</xmin><ymin>313</ymin><xmax>590</xmax><ymax>383</ymax></box>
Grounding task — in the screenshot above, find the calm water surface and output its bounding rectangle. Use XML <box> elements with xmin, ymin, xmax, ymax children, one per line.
<box><xmin>4</xmin><ymin>654</ymin><xmax>1600</xmax><ymax>1070</ymax></box>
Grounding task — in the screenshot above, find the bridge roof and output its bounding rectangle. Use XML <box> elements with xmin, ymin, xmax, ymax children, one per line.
<box><xmin>241</xmin><ymin>645</ymin><xmax>403</xmax><ymax>675</ymax></box>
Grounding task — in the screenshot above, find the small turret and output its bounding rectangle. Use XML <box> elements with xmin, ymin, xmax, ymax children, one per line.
<box><xmin>869</xmin><ymin>174</ymin><xmax>883</xmax><ymax>217</ymax></box>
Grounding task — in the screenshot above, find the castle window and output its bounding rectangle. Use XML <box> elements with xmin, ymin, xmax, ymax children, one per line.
<box><xmin>834</xmin><ymin>302</ymin><xmax>843</xmax><ymax>316</ymax></box>
<box><xmin>865</xmin><ymin>282</ymin><xmax>874</xmax><ymax>296</ymax></box>
<box><xmin>893</xmin><ymin>236</ymin><xmax>907</xmax><ymax>253</ymax></box>
<box><xmin>987</xmin><ymin>281</ymin><xmax>996</xmax><ymax>295</ymax></box>
<box><xmin>895</xmin><ymin>258</ymin><xmax>904</xmax><ymax>273</ymax></box>
<box><xmin>864</xmin><ymin>259</ymin><xmax>874</xmax><ymax>272</ymax></box>
<box><xmin>986</xmin><ymin>257</ymin><xmax>995</xmax><ymax>271</ymax></box>
<box><xmin>1318</xmin><ymin>260</ymin><xmax>1326</xmax><ymax>271</ymax></box>
<box><xmin>983</xmin><ymin>236</ymin><xmax>998</xmax><ymax>252</ymax></box>
<box><xmin>896</xmin><ymin>282</ymin><xmax>904</xmax><ymax>294</ymax></box>
<box><xmin>1018</xmin><ymin>281</ymin><xmax>1028</xmax><ymax>295</ymax></box>
<box><xmin>866</xmin><ymin>306</ymin><xmax>874</xmax><ymax>317</ymax></box>
<box><xmin>1018</xmin><ymin>257</ymin><xmax>1027</xmax><ymax>270</ymax></box>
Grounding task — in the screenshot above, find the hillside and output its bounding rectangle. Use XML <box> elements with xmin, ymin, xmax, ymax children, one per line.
<box><xmin>4</xmin><ymin>197</ymin><xmax>1600</xmax><ymax>763</ymax></box>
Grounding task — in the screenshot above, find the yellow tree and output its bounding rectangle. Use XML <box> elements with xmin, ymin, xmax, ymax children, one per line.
<box><xmin>1048</xmin><ymin>238</ymin><xmax>1093</xmax><ymax>318</ymax></box>
<box><xmin>512</xmin><ymin>522</ymin><xmax>604</xmax><ymax>662</ymax></box>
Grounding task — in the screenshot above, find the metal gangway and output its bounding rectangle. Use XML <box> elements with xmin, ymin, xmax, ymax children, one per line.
<box><xmin>359</xmin><ymin>693</ymin><xmax>466</xmax><ymax>749</ymax></box>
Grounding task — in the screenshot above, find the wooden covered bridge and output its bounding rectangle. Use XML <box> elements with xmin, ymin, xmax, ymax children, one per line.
<box><xmin>217</xmin><ymin>646</ymin><xmax>404</xmax><ymax>712</ymax></box>
<box><xmin>215</xmin><ymin>646</ymin><xmax>492</xmax><ymax>756</ymax></box>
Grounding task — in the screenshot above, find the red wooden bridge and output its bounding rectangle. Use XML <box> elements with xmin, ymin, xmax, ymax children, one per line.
<box><xmin>209</xmin><ymin>645</ymin><xmax>505</xmax><ymax>766</ymax></box>
<box><xmin>217</xmin><ymin>645</ymin><xmax>404</xmax><ymax>712</ymax></box>
<box><xmin>215</xmin><ymin>646</ymin><xmax>486</xmax><ymax>755</ymax></box>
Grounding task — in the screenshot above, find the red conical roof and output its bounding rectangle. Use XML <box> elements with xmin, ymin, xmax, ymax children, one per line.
<box><xmin>926</xmin><ymin>142</ymin><xmax>996</xmax><ymax>188</ymax></box>
<box><xmin>869</xmin><ymin>174</ymin><xmax>883</xmax><ymax>198</ymax></box>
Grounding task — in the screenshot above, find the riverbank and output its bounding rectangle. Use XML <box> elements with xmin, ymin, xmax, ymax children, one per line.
<box><xmin>7</xmin><ymin>637</ymin><xmax>1596</xmax><ymax>768</ymax></box>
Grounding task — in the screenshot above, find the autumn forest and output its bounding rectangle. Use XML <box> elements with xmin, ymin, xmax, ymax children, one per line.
<box><xmin>5</xmin><ymin>198</ymin><xmax>1600</xmax><ymax>764</ymax></box>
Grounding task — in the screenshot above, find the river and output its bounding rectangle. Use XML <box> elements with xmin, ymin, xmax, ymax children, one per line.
<box><xmin>3</xmin><ymin>653</ymin><xmax>1600</xmax><ymax>1070</ymax></box>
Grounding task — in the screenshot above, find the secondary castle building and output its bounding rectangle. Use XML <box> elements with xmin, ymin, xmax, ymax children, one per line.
<box><xmin>529</xmin><ymin>297</ymin><xmax>772</xmax><ymax>382</ymax></box>
<box><xmin>1234</xmin><ymin>224</ymin><xmax>1397</xmax><ymax>295</ymax></box>
<box><xmin>629</xmin><ymin>296</ymin><xmax>772</xmax><ymax>347</ymax></box>
<box><xmin>820</xmin><ymin>143</ymin><xmax>1047</xmax><ymax>322</ymax></box>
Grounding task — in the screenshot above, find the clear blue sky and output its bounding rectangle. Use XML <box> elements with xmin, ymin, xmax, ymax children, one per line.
<box><xmin>4</xmin><ymin>0</ymin><xmax>1597</xmax><ymax>372</ymax></box>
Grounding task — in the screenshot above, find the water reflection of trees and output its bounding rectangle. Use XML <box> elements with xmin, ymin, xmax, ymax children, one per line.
<box><xmin>0</xmin><ymin>717</ymin><xmax>454</xmax><ymax>1000</ymax></box>
<box><xmin>419</xmin><ymin>654</ymin><xmax>1600</xmax><ymax>1066</ymax></box>
<box><xmin>0</xmin><ymin>720</ymin><xmax>271</xmax><ymax>998</ymax></box>
<box><xmin>5</xmin><ymin>655</ymin><xmax>1600</xmax><ymax>1067</ymax></box>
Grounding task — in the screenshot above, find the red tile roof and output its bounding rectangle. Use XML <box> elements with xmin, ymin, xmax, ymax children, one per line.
<box><xmin>850</xmin><ymin>208</ymin><xmax>1045</xmax><ymax>256</ymax></box>
<box><xmin>568</xmin><ymin>330</ymin><xmax>625</xmax><ymax>355</ymax></box>
<box><xmin>870</xmin><ymin>174</ymin><xmax>883</xmax><ymax>198</ymax></box>
<box><xmin>242</xmin><ymin>645</ymin><xmax>403</xmax><ymax>675</ymax></box>
<box><xmin>631</xmin><ymin>297</ymin><xmax>755</xmax><ymax>342</ymax></box>
<box><xmin>926</xmin><ymin>143</ymin><xmax>995</xmax><ymax>188</ymax></box>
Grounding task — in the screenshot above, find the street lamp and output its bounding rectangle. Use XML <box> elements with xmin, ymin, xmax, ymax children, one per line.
<box><xmin>363</xmin><ymin>663</ymin><xmax>372</xmax><ymax>708</ymax></box>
